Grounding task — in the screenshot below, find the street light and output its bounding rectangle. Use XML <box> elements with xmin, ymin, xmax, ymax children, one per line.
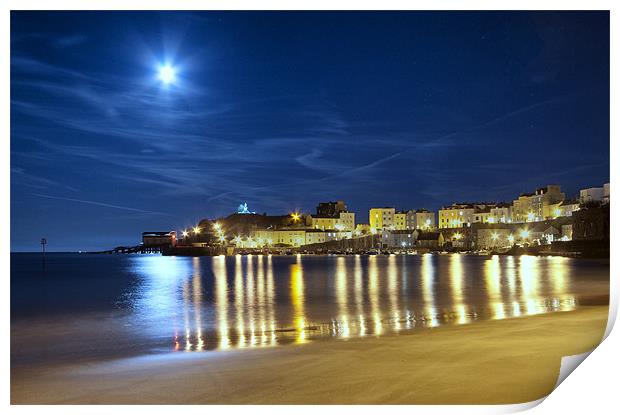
<box><xmin>491</xmin><ymin>232</ymin><xmax>499</xmax><ymax>241</ymax></box>
<box><xmin>520</xmin><ymin>229</ymin><xmax>530</xmax><ymax>239</ymax></box>
<box><xmin>213</xmin><ymin>222</ymin><xmax>221</xmax><ymax>231</ymax></box>
<box><xmin>508</xmin><ymin>234</ymin><xmax>515</xmax><ymax>244</ymax></box>
<box><xmin>290</xmin><ymin>212</ymin><xmax>301</xmax><ymax>223</ymax></box>
<box><xmin>193</xmin><ymin>226</ymin><xmax>201</xmax><ymax>234</ymax></box>
<box><xmin>182</xmin><ymin>230</ymin><xmax>189</xmax><ymax>238</ymax></box>
<box><xmin>453</xmin><ymin>232</ymin><xmax>462</xmax><ymax>240</ymax></box>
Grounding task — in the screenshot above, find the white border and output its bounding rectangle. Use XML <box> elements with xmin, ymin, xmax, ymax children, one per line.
<box><xmin>3</xmin><ymin>1</ymin><xmax>617</xmax><ymax>414</ymax></box>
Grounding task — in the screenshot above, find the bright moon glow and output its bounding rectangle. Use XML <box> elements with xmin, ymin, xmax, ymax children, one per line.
<box><xmin>158</xmin><ymin>65</ymin><xmax>176</xmax><ymax>84</ymax></box>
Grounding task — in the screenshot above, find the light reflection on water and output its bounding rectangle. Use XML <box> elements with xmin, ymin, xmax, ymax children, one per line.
<box><xmin>128</xmin><ymin>254</ymin><xmax>583</xmax><ymax>353</ymax></box>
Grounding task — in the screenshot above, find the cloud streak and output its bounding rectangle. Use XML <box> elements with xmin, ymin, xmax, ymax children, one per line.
<box><xmin>31</xmin><ymin>193</ymin><xmax>174</xmax><ymax>216</ymax></box>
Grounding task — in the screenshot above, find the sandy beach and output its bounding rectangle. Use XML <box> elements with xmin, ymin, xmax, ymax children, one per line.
<box><xmin>11</xmin><ymin>305</ymin><xmax>609</xmax><ymax>405</ymax></box>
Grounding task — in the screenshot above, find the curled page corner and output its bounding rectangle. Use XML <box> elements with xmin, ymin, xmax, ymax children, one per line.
<box><xmin>603</xmin><ymin>296</ymin><xmax>618</xmax><ymax>339</ymax></box>
<box><xmin>554</xmin><ymin>350</ymin><xmax>593</xmax><ymax>390</ymax></box>
<box><xmin>500</xmin><ymin>397</ymin><xmax>547</xmax><ymax>413</ymax></box>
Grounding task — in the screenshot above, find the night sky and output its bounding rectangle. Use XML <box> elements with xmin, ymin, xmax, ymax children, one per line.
<box><xmin>11</xmin><ymin>11</ymin><xmax>609</xmax><ymax>251</ymax></box>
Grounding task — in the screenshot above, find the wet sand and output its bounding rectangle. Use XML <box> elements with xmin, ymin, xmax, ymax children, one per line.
<box><xmin>11</xmin><ymin>306</ymin><xmax>609</xmax><ymax>405</ymax></box>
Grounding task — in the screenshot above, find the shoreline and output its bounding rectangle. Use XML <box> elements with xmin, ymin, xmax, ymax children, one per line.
<box><xmin>11</xmin><ymin>305</ymin><xmax>609</xmax><ymax>405</ymax></box>
<box><xmin>15</xmin><ymin>251</ymin><xmax>611</xmax><ymax>260</ymax></box>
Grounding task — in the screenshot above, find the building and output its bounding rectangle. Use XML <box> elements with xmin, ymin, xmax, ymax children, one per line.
<box><xmin>310</xmin><ymin>211</ymin><xmax>355</xmax><ymax>231</ymax></box>
<box><xmin>381</xmin><ymin>229</ymin><xmax>418</xmax><ymax>248</ymax></box>
<box><xmin>578</xmin><ymin>183</ymin><xmax>610</xmax><ymax>204</ymax></box>
<box><xmin>511</xmin><ymin>185</ymin><xmax>565</xmax><ymax>223</ymax></box>
<box><xmin>394</xmin><ymin>211</ymin><xmax>408</xmax><ymax>230</ymax></box>
<box><xmin>489</xmin><ymin>204</ymin><xmax>511</xmax><ymax>224</ymax></box>
<box><xmin>472</xmin><ymin>206</ymin><xmax>494</xmax><ymax>224</ymax></box>
<box><xmin>529</xmin><ymin>222</ymin><xmax>561</xmax><ymax>244</ymax></box>
<box><xmin>310</xmin><ymin>201</ymin><xmax>355</xmax><ymax>232</ymax></box>
<box><xmin>316</xmin><ymin>200</ymin><xmax>347</xmax><ymax>217</ymax></box>
<box><xmin>250</xmin><ymin>227</ymin><xmax>349</xmax><ymax>247</ymax></box>
<box><xmin>475</xmin><ymin>227</ymin><xmax>513</xmax><ymax>249</ymax></box>
<box><xmin>438</xmin><ymin>203</ymin><xmax>498</xmax><ymax>229</ymax></box>
<box><xmin>251</xmin><ymin>229</ymin><xmax>306</xmax><ymax>247</ymax></box>
<box><xmin>441</xmin><ymin>227</ymin><xmax>474</xmax><ymax>249</ymax></box>
<box><xmin>369</xmin><ymin>207</ymin><xmax>395</xmax><ymax>230</ymax></box>
<box><xmin>337</xmin><ymin>212</ymin><xmax>356</xmax><ymax>231</ymax></box>
<box><xmin>310</xmin><ymin>216</ymin><xmax>338</xmax><ymax>231</ymax></box>
<box><xmin>579</xmin><ymin>186</ymin><xmax>605</xmax><ymax>203</ymax></box>
<box><xmin>416</xmin><ymin>232</ymin><xmax>444</xmax><ymax>249</ymax></box>
<box><xmin>439</xmin><ymin>203</ymin><xmax>474</xmax><ymax>228</ymax></box>
<box><xmin>142</xmin><ymin>231</ymin><xmax>177</xmax><ymax>247</ymax></box>
<box><xmin>404</xmin><ymin>210</ymin><xmax>416</xmax><ymax>229</ymax></box>
<box><xmin>305</xmin><ymin>229</ymin><xmax>328</xmax><ymax>245</ymax></box>
<box><xmin>408</xmin><ymin>209</ymin><xmax>436</xmax><ymax>230</ymax></box>
<box><xmin>274</xmin><ymin>230</ymin><xmax>307</xmax><ymax>247</ymax></box>
<box><xmin>557</xmin><ymin>200</ymin><xmax>580</xmax><ymax>217</ymax></box>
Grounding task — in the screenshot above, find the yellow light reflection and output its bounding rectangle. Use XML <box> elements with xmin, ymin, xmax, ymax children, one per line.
<box><xmin>547</xmin><ymin>257</ymin><xmax>576</xmax><ymax>312</ymax></box>
<box><xmin>246</xmin><ymin>255</ymin><xmax>256</xmax><ymax>346</ymax></box>
<box><xmin>368</xmin><ymin>256</ymin><xmax>382</xmax><ymax>335</ymax></box>
<box><xmin>548</xmin><ymin>256</ymin><xmax>568</xmax><ymax>294</ymax></box>
<box><xmin>234</xmin><ymin>255</ymin><xmax>246</xmax><ymax>347</ymax></box>
<box><xmin>421</xmin><ymin>254</ymin><xmax>438</xmax><ymax>327</ymax></box>
<box><xmin>387</xmin><ymin>255</ymin><xmax>400</xmax><ymax>330</ymax></box>
<box><xmin>256</xmin><ymin>255</ymin><xmax>267</xmax><ymax>345</ymax></box>
<box><xmin>183</xmin><ymin>278</ymin><xmax>192</xmax><ymax>351</ymax></box>
<box><xmin>505</xmin><ymin>256</ymin><xmax>517</xmax><ymax>300</ymax></box>
<box><xmin>336</xmin><ymin>257</ymin><xmax>350</xmax><ymax>337</ymax></box>
<box><xmin>519</xmin><ymin>255</ymin><xmax>542</xmax><ymax>315</ymax></box>
<box><xmin>213</xmin><ymin>255</ymin><xmax>230</xmax><ymax>349</ymax></box>
<box><xmin>354</xmin><ymin>256</ymin><xmax>366</xmax><ymax>336</ymax></box>
<box><xmin>290</xmin><ymin>260</ymin><xmax>307</xmax><ymax>343</ymax></box>
<box><xmin>266</xmin><ymin>254</ymin><xmax>277</xmax><ymax>346</ymax></box>
<box><xmin>192</xmin><ymin>258</ymin><xmax>204</xmax><ymax>351</ymax></box>
<box><xmin>449</xmin><ymin>253</ymin><xmax>469</xmax><ymax>324</ymax></box>
<box><xmin>484</xmin><ymin>255</ymin><xmax>505</xmax><ymax>320</ymax></box>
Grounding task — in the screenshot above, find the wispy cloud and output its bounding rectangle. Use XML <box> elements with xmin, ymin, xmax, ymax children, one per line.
<box><xmin>31</xmin><ymin>193</ymin><xmax>174</xmax><ymax>216</ymax></box>
<box><xmin>11</xmin><ymin>51</ymin><xmax>593</xmax><ymax>219</ymax></box>
<box><xmin>12</xmin><ymin>55</ymin><xmax>383</xmax><ymax>206</ymax></box>
<box><xmin>52</xmin><ymin>34</ymin><xmax>88</xmax><ymax>48</ymax></box>
<box><xmin>11</xmin><ymin>167</ymin><xmax>79</xmax><ymax>192</ymax></box>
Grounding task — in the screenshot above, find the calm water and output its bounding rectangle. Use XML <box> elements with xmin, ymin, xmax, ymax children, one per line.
<box><xmin>11</xmin><ymin>253</ymin><xmax>609</xmax><ymax>366</ymax></box>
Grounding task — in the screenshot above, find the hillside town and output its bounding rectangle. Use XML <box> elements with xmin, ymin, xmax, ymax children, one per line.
<box><xmin>140</xmin><ymin>182</ymin><xmax>609</xmax><ymax>257</ymax></box>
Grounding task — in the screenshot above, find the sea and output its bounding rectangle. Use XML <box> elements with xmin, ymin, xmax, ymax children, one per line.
<box><xmin>10</xmin><ymin>252</ymin><xmax>609</xmax><ymax>367</ymax></box>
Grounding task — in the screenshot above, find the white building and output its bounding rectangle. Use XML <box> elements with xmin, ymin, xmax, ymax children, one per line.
<box><xmin>414</xmin><ymin>209</ymin><xmax>436</xmax><ymax>229</ymax></box>
<box><xmin>580</xmin><ymin>186</ymin><xmax>605</xmax><ymax>203</ymax></box>
<box><xmin>603</xmin><ymin>183</ymin><xmax>610</xmax><ymax>203</ymax></box>
<box><xmin>489</xmin><ymin>205</ymin><xmax>512</xmax><ymax>223</ymax></box>
<box><xmin>337</xmin><ymin>212</ymin><xmax>356</xmax><ymax>231</ymax></box>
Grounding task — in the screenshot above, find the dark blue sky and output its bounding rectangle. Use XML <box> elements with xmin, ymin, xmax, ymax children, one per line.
<box><xmin>11</xmin><ymin>11</ymin><xmax>609</xmax><ymax>251</ymax></box>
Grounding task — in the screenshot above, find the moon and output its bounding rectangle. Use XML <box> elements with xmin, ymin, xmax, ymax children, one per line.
<box><xmin>158</xmin><ymin>64</ymin><xmax>176</xmax><ymax>85</ymax></box>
